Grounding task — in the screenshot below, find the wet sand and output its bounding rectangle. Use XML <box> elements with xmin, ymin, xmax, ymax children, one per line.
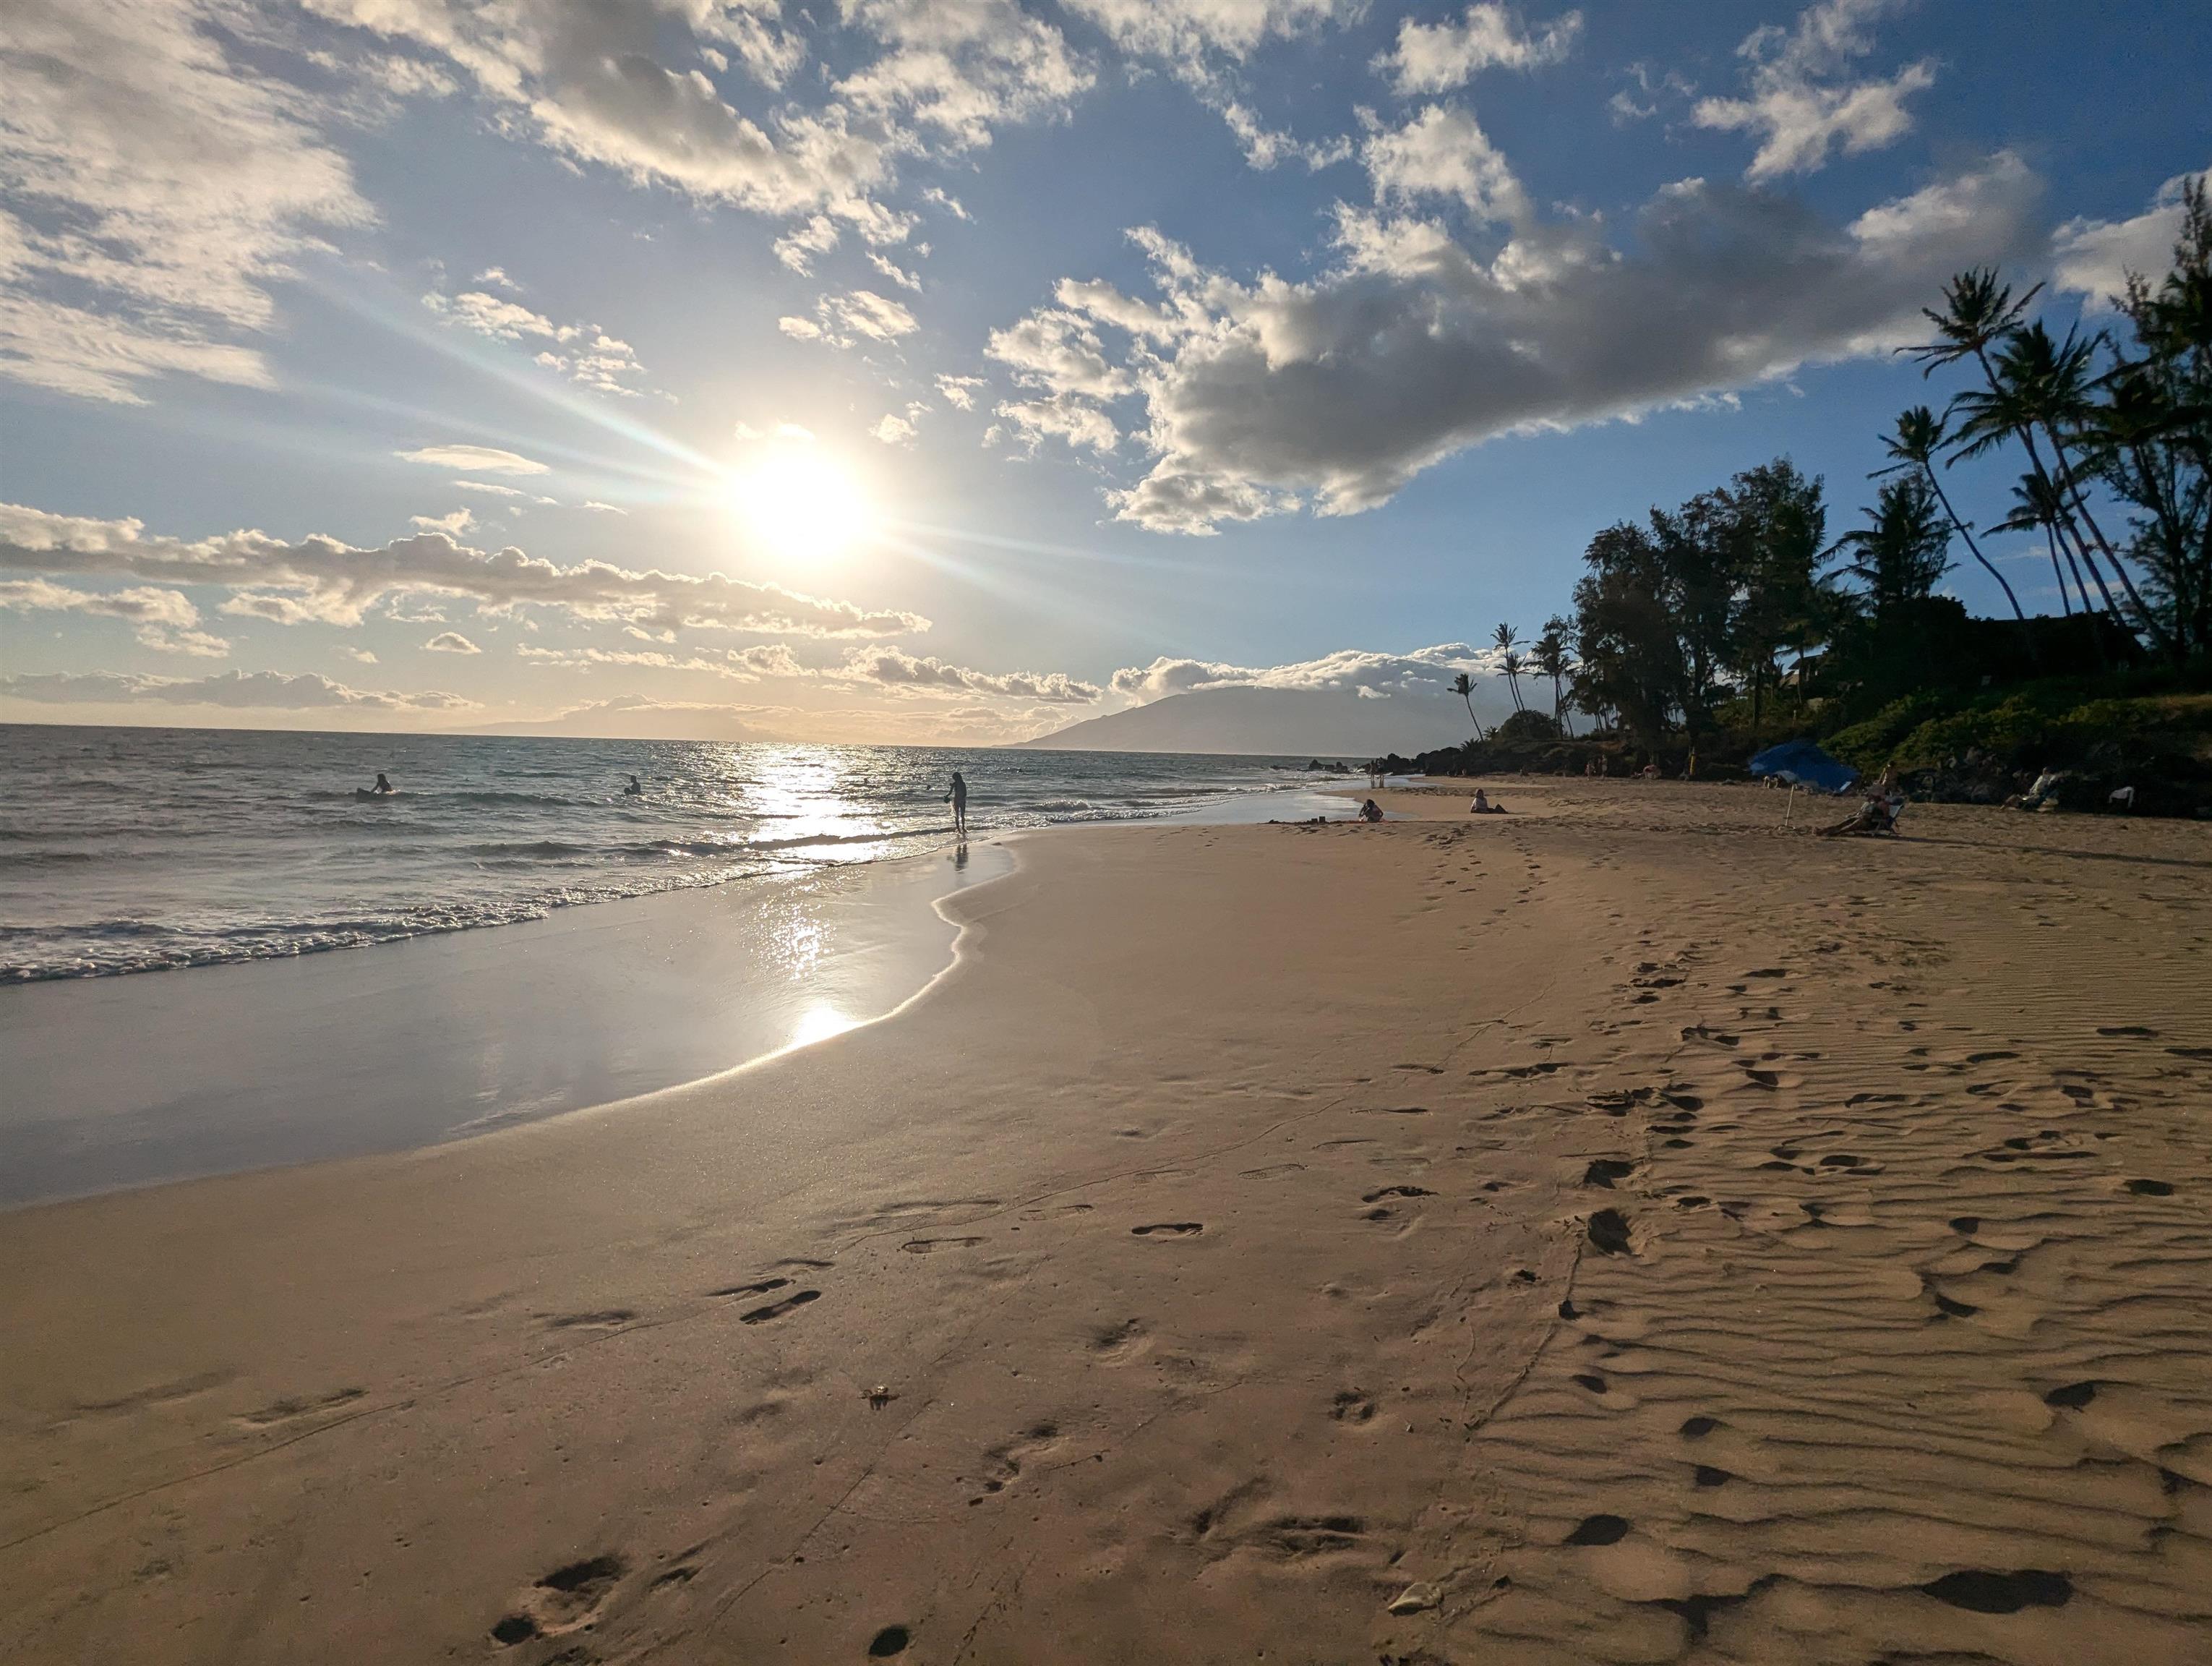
<box><xmin>2</xmin><ymin>779</ymin><xmax>2208</xmax><ymax>1663</ymax></box>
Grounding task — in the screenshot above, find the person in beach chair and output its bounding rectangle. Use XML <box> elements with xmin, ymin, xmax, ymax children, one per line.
<box><xmin>1358</xmin><ymin>798</ymin><xmax>1384</xmax><ymax>823</ymax></box>
<box><xmin>1819</xmin><ymin>766</ymin><xmax>1906</xmax><ymax>838</ymax></box>
<box><xmin>946</xmin><ymin>770</ymin><xmax>969</xmax><ymax>837</ymax></box>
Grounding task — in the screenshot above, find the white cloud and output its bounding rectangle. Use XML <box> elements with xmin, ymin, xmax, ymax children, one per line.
<box><xmin>1111</xmin><ymin>642</ymin><xmax>1508</xmax><ymax>705</ymax></box>
<box><xmin>935</xmin><ymin>373</ymin><xmax>987</xmax><ymax>410</ymax></box>
<box><xmin>784</xmin><ymin>288</ymin><xmax>920</xmax><ymax>349</ymax></box>
<box><xmin>1</xmin><ymin>668</ymin><xmax>474</xmax><ymax>710</ymax></box>
<box><xmin>1060</xmin><ymin>0</ymin><xmax>1341</xmax><ymax>75</ymax></box>
<box><xmin>1217</xmin><ymin>102</ymin><xmax>1354</xmax><ymax>173</ymax></box>
<box><xmin>423</xmin><ymin>286</ymin><xmax>651</xmax><ymax>397</ymax></box>
<box><xmin>836</xmin><ymin>646</ymin><xmax>1102</xmax><ymax>704</ymax></box>
<box><xmin>1363</xmin><ymin>106</ymin><xmax>1529</xmax><ymax>225</ymax></box>
<box><xmin>1014</xmin><ymin>153</ymin><xmax>2043</xmax><ymax>532</ymax></box>
<box><xmin>424</xmin><ymin>630</ymin><xmax>480</xmax><ymax>653</ymax></box>
<box><xmin>872</xmin><ymin>412</ymin><xmax>917</xmax><ymax>445</ymax></box>
<box><xmin>1</xmin><ymin>501</ymin><xmax>931</xmax><ymax>638</ymax></box>
<box><xmin>0</xmin><ymin>0</ymin><xmax>369</xmax><ymax>403</ymax></box>
<box><xmin>2052</xmin><ymin>165</ymin><xmax>2208</xmax><ymax>309</ymax></box>
<box><xmin>995</xmin><ymin>393</ymin><xmax>1120</xmax><ymax>455</ymax></box>
<box><xmin>1692</xmin><ymin>0</ymin><xmax>1934</xmax><ymax>181</ymax></box>
<box><xmin>397</xmin><ymin>444</ymin><xmax>549</xmax><ymax>475</ymax></box>
<box><xmin>836</xmin><ymin>0</ymin><xmax>1093</xmax><ymax>153</ymax></box>
<box><xmin>579</xmin><ymin>500</ymin><xmax>627</xmax><ymax>515</ymax></box>
<box><xmin>452</xmin><ymin>479</ymin><xmax>525</xmax><ymax>497</ymax></box>
<box><xmin>338</xmin><ymin>646</ymin><xmax>378</xmax><ymax>663</ymax></box>
<box><xmin>0</xmin><ymin>574</ymin><xmax>229</xmax><ymax>655</ymax></box>
<box><xmin>410</xmin><ymin>508</ymin><xmax>476</xmax><ymax>535</ymax></box>
<box><xmin>867</xmin><ymin>250</ymin><xmax>924</xmax><ymax>291</ymax></box>
<box><xmin>1378</xmin><ymin>5</ymin><xmax>1583</xmax><ymax>95</ymax></box>
<box><xmin>773</xmin><ymin>213</ymin><xmax>841</xmax><ymax>274</ymax></box>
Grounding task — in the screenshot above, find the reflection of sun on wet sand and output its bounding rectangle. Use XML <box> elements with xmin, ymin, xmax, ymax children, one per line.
<box><xmin>2</xmin><ymin>779</ymin><xmax>2209</xmax><ymax>1664</ymax></box>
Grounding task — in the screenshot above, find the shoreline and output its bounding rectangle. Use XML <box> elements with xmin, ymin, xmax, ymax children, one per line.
<box><xmin>4</xmin><ymin>780</ymin><xmax>2206</xmax><ymax>1663</ymax></box>
<box><xmin>1</xmin><ymin>782</ymin><xmax>1350</xmax><ymax>1210</ymax></box>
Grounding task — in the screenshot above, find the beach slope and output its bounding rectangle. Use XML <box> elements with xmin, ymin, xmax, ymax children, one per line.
<box><xmin>3</xmin><ymin>782</ymin><xmax>2209</xmax><ymax>1664</ymax></box>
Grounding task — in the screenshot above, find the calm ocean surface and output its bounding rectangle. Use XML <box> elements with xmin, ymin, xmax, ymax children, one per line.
<box><xmin>0</xmin><ymin>725</ymin><xmax>1326</xmax><ymax>981</ymax></box>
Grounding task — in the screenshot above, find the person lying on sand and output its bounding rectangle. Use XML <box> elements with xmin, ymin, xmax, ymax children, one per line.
<box><xmin>1469</xmin><ymin>789</ymin><xmax>1506</xmax><ymax>814</ymax></box>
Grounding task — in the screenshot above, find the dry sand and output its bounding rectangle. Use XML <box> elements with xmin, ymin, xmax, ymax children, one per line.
<box><xmin>3</xmin><ymin>779</ymin><xmax>2209</xmax><ymax>1665</ymax></box>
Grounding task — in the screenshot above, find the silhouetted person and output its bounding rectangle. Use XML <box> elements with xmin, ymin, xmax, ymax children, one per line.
<box><xmin>623</xmin><ymin>773</ymin><xmax>643</xmax><ymax>795</ymax></box>
<box><xmin>371</xmin><ymin>772</ymin><xmax>394</xmax><ymax>795</ymax></box>
<box><xmin>947</xmin><ymin>770</ymin><xmax>969</xmax><ymax>837</ymax></box>
<box><xmin>1358</xmin><ymin>798</ymin><xmax>1383</xmax><ymax>823</ymax></box>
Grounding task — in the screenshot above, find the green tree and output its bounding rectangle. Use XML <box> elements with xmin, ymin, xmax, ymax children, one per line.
<box><xmin>1877</xmin><ymin>405</ymin><xmax>2028</xmax><ymax>623</ymax></box>
<box><xmin>1491</xmin><ymin>622</ymin><xmax>1525</xmax><ymax>712</ymax></box>
<box><xmin>1448</xmin><ymin>671</ymin><xmax>1486</xmax><ymax>741</ymax></box>
<box><xmin>1532</xmin><ymin>615</ymin><xmax>1574</xmax><ymax>735</ymax></box>
<box><xmin>1832</xmin><ymin>477</ymin><xmax>1952</xmax><ymax>615</ymax></box>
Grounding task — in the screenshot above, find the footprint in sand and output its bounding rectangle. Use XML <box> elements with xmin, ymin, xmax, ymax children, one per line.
<box><xmin>491</xmin><ymin>1554</ymin><xmax>626</xmax><ymax>1646</ymax></box>
<box><xmin>2125</xmin><ymin>1178</ymin><xmax>2176</xmax><ymax>1197</ymax></box>
<box><xmin>1362</xmin><ymin>1185</ymin><xmax>1435</xmax><ymax>1202</ymax></box>
<box><xmin>1920</xmin><ymin>1570</ymin><xmax>2072</xmax><ymax>1613</ymax></box>
<box><xmin>867</xmin><ymin>1623</ymin><xmax>913</xmax><ymax>1657</ymax></box>
<box><xmin>1330</xmin><ymin>1389</ymin><xmax>1376</xmax><ymax>1424</ymax></box>
<box><xmin>971</xmin><ymin>1421</ymin><xmax>1061</xmax><ymax>1500</ymax></box>
<box><xmin>233</xmin><ymin>1387</ymin><xmax>366</xmax><ymax>1429</ymax></box>
<box><xmin>542</xmin><ymin>1309</ymin><xmax>635</xmax><ymax>1332</ymax></box>
<box><xmin>1565</xmin><ymin>1514</ymin><xmax>1630</xmax><ymax>1546</ymax></box>
<box><xmin>901</xmin><ymin>1236</ymin><xmax>986</xmax><ymax>1254</ymax></box>
<box><xmin>1582</xmin><ymin>1158</ymin><xmax>1636</xmax><ymax>1189</ymax></box>
<box><xmin>1586</xmin><ymin>1209</ymin><xmax>1633</xmax><ymax>1255</ymax></box>
<box><xmin>1131</xmin><ymin>1222</ymin><xmax>1204</xmax><ymax>1237</ymax></box>
<box><xmin>707</xmin><ymin>1277</ymin><xmax>789</xmax><ymax>1299</ymax></box>
<box><xmin>738</xmin><ymin>1289</ymin><xmax>821</xmax><ymax>1325</ymax></box>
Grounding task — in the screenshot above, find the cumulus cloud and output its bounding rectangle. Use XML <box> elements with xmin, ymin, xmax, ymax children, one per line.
<box><xmin>1692</xmin><ymin>0</ymin><xmax>1934</xmax><ymax>181</ymax></box>
<box><xmin>422</xmin><ymin>285</ymin><xmax>651</xmax><ymax>397</ymax></box>
<box><xmin>836</xmin><ymin>646</ymin><xmax>1103</xmax><ymax>704</ymax></box>
<box><xmin>0</xmin><ymin>575</ymin><xmax>229</xmax><ymax>656</ymax></box>
<box><xmin>1217</xmin><ymin>103</ymin><xmax>1354</xmax><ymax>173</ymax></box>
<box><xmin>0</xmin><ymin>0</ymin><xmax>369</xmax><ymax>403</ymax></box>
<box><xmin>1363</xmin><ymin>106</ymin><xmax>1529</xmax><ymax>224</ymax></box>
<box><xmin>871</xmin><ymin>412</ymin><xmax>917</xmax><ymax>445</ymax></box>
<box><xmin>424</xmin><ymin>630</ymin><xmax>480</xmax><ymax>654</ymax></box>
<box><xmin>0</xmin><ymin>668</ymin><xmax>474</xmax><ymax>710</ymax></box>
<box><xmin>1012</xmin><ymin>151</ymin><xmax>2043</xmax><ymax>531</ymax></box>
<box><xmin>836</xmin><ymin>0</ymin><xmax>1093</xmax><ymax>153</ymax></box>
<box><xmin>411</xmin><ymin>508</ymin><xmax>476</xmax><ymax>535</ymax></box>
<box><xmin>2052</xmin><ymin>164</ymin><xmax>2208</xmax><ymax>309</ymax></box>
<box><xmin>1110</xmin><ymin>642</ymin><xmax>1502</xmax><ymax>704</ymax></box>
<box><xmin>1377</xmin><ymin>4</ymin><xmax>1583</xmax><ymax>95</ymax></box>
<box><xmin>398</xmin><ymin>445</ymin><xmax>549</xmax><ymax>475</ymax></box>
<box><xmin>0</xmin><ymin>501</ymin><xmax>930</xmax><ymax>638</ymax></box>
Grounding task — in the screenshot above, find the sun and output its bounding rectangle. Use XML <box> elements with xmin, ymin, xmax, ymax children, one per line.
<box><xmin>727</xmin><ymin>441</ymin><xmax>873</xmax><ymax>561</ymax></box>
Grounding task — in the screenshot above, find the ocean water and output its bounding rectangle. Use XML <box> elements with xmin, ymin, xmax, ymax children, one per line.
<box><xmin>0</xmin><ymin>725</ymin><xmax>1326</xmax><ymax>981</ymax></box>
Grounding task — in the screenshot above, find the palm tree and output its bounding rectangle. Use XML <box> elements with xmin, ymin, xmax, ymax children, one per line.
<box><xmin>1491</xmin><ymin>622</ymin><xmax>1525</xmax><ymax>712</ymax></box>
<box><xmin>1449</xmin><ymin>671</ymin><xmax>1486</xmax><ymax>742</ymax></box>
<box><xmin>1877</xmin><ymin>405</ymin><xmax>2028</xmax><ymax>623</ymax></box>
<box><xmin>1992</xmin><ymin>472</ymin><xmax>2109</xmax><ymax>657</ymax></box>
<box><xmin>1989</xmin><ymin>322</ymin><xmax>2174</xmax><ymax>655</ymax></box>
<box><xmin>1532</xmin><ymin>616</ymin><xmax>1573</xmax><ymax>735</ymax></box>
<box><xmin>1832</xmin><ymin>477</ymin><xmax>1952</xmax><ymax>613</ymax></box>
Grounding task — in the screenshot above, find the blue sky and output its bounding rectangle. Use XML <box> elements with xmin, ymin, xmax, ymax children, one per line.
<box><xmin>3</xmin><ymin>0</ymin><xmax>2207</xmax><ymax>741</ymax></box>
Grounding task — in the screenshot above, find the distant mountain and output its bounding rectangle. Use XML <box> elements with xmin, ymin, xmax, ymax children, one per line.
<box><xmin>1012</xmin><ymin>685</ymin><xmax>1505</xmax><ymax>757</ymax></box>
<box><xmin>465</xmin><ymin>701</ymin><xmax>776</xmax><ymax>743</ymax></box>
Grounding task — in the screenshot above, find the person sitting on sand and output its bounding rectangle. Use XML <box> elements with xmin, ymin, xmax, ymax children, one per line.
<box><xmin>369</xmin><ymin>772</ymin><xmax>395</xmax><ymax>795</ymax></box>
<box><xmin>623</xmin><ymin>774</ymin><xmax>643</xmax><ymax>796</ymax></box>
<box><xmin>1358</xmin><ymin>798</ymin><xmax>1384</xmax><ymax>823</ymax></box>
<box><xmin>1468</xmin><ymin>788</ymin><xmax>1506</xmax><ymax>815</ymax></box>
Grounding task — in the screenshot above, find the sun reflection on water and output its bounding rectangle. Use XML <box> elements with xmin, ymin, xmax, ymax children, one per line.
<box><xmin>786</xmin><ymin>1004</ymin><xmax>859</xmax><ymax>1051</ymax></box>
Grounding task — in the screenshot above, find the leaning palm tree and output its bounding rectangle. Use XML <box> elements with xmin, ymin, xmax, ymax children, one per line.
<box><xmin>1988</xmin><ymin>322</ymin><xmax>2174</xmax><ymax>654</ymax></box>
<box><xmin>1449</xmin><ymin>671</ymin><xmax>1486</xmax><ymax>742</ymax></box>
<box><xmin>1877</xmin><ymin>406</ymin><xmax>2028</xmax><ymax>623</ymax></box>
<box><xmin>1831</xmin><ymin>477</ymin><xmax>1953</xmax><ymax>614</ymax></box>
<box><xmin>1491</xmin><ymin>622</ymin><xmax>1525</xmax><ymax>712</ymax></box>
<box><xmin>1992</xmin><ymin>471</ymin><xmax>2106</xmax><ymax>646</ymax></box>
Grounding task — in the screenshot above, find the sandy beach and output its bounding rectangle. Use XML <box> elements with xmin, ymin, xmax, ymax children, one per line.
<box><xmin>4</xmin><ymin>779</ymin><xmax>2209</xmax><ymax>1665</ymax></box>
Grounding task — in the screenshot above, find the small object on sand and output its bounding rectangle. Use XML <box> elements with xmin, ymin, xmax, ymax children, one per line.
<box><xmin>865</xmin><ymin>1385</ymin><xmax>898</xmax><ymax>1409</ymax></box>
<box><xmin>2109</xmin><ymin>785</ymin><xmax>2135</xmax><ymax>811</ymax></box>
<box><xmin>1387</xmin><ymin>1581</ymin><xmax>1442</xmax><ymax>1615</ymax></box>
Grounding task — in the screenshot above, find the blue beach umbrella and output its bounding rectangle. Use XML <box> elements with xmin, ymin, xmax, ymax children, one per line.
<box><xmin>1749</xmin><ymin>740</ymin><xmax>1860</xmax><ymax>796</ymax></box>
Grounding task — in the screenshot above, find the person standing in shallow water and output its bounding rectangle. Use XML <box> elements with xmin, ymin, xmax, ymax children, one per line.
<box><xmin>946</xmin><ymin>770</ymin><xmax>969</xmax><ymax>838</ymax></box>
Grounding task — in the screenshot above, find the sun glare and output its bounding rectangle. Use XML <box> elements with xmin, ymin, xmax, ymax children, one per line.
<box><xmin>727</xmin><ymin>441</ymin><xmax>873</xmax><ymax>562</ymax></box>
